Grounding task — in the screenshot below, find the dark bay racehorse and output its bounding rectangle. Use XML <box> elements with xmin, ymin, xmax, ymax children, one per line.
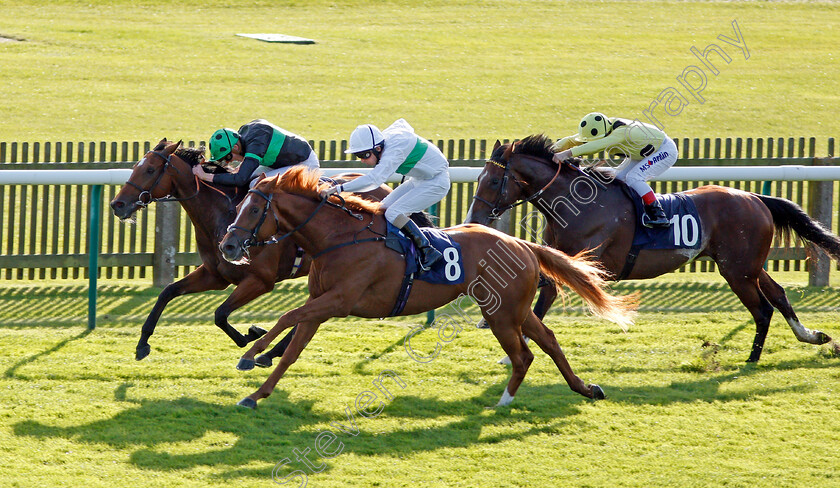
<box><xmin>109</xmin><ymin>139</ymin><xmax>400</xmax><ymax>363</ymax></box>
<box><xmin>218</xmin><ymin>167</ymin><xmax>636</xmax><ymax>409</ymax></box>
<box><xmin>467</xmin><ymin>135</ymin><xmax>840</xmax><ymax>362</ymax></box>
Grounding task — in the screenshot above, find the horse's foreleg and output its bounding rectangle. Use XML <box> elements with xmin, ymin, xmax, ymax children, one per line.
<box><xmin>759</xmin><ymin>271</ymin><xmax>832</xmax><ymax>345</ymax></box>
<box><xmin>238</xmin><ymin>290</ymin><xmax>352</xmax><ymax>369</ymax></box>
<box><xmin>237</xmin><ymin>321</ymin><xmax>321</xmax><ymax>409</ymax></box>
<box><xmin>486</xmin><ymin>313</ymin><xmax>533</xmax><ymax>407</ymax></box>
<box><xmin>214</xmin><ymin>276</ymin><xmax>274</xmax><ymax>348</ymax></box>
<box><xmin>136</xmin><ymin>265</ymin><xmax>228</xmax><ymax>361</ymax></box>
<box><xmin>521</xmin><ymin>312</ymin><xmax>603</xmax><ymax>399</ymax></box>
<box><xmin>534</xmin><ymin>275</ymin><xmax>558</xmax><ymax>320</ymax></box>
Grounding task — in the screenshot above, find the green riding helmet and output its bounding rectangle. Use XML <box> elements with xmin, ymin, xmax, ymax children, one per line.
<box><xmin>209</xmin><ymin>128</ymin><xmax>241</xmax><ymax>162</ymax></box>
<box><xmin>575</xmin><ymin>112</ymin><xmax>611</xmax><ymax>142</ymax></box>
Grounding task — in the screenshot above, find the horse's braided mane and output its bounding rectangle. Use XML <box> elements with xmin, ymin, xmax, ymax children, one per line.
<box><xmin>260</xmin><ymin>167</ymin><xmax>382</xmax><ymax>215</ymax></box>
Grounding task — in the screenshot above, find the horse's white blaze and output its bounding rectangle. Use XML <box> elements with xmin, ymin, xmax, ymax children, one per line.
<box><xmin>786</xmin><ymin>317</ymin><xmax>823</xmax><ymax>343</ymax></box>
<box><xmin>136</xmin><ymin>157</ymin><xmax>147</xmax><ymax>168</ymax></box>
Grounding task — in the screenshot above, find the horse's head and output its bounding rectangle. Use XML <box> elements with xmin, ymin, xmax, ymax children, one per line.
<box><xmin>219</xmin><ymin>175</ymin><xmax>281</xmax><ymax>265</ymax></box>
<box><xmin>110</xmin><ymin>138</ymin><xmax>186</xmax><ymax>220</ymax></box>
<box><xmin>467</xmin><ymin>134</ymin><xmax>578</xmax><ymax>226</ymax></box>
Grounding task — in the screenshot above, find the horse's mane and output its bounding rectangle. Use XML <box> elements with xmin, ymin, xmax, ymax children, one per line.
<box><xmin>513</xmin><ymin>134</ymin><xmax>556</xmax><ymax>162</ymax></box>
<box><xmin>260</xmin><ymin>167</ymin><xmax>382</xmax><ymax>215</ymax></box>
<box><xmin>514</xmin><ymin>133</ymin><xmax>615</xmax><ymax>180</ymax></box>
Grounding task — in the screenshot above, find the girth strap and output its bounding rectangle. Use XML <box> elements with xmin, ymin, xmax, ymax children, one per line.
<box><xmin>388</xmin><ymin>272</ymin><xmax>415</xmax><ymax>317</ymax></box>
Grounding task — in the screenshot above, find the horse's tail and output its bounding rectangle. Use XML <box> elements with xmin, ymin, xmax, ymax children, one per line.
<box><xmin>755</xmin><ymin>194</ymin><xmax>840</xmax><ymax>261</ymax></box>
<box><xmin>521</xmin><ymin>241</ymin><xmax>637</xmax><ymax>330</ymax></box>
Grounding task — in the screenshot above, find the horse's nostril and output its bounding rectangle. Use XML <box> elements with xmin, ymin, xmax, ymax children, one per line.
<box><xmin>111</xmin><ymin>200</ymin><xmax>123</xmax><ymax>209</ymax></box>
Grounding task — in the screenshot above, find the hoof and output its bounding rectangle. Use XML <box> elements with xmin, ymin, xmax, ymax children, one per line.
<box><xmin>816</xmin><ymin>331</ymin><xmax>831</xmax><ymax>345</ymax></box>
<box><xmin>236</xmin><ymin>358</ymin><xmax>256</xmax><ymax>371</ymax></box>
<box><xmin>498</xmin><ymin>356</ymin><xmax>512</xmax><ymax>365</ymax></box>
<box><xmin>255</xmin><ymin>355</ymin><xmax>273</xmax><ymax>368</ymax></box>
<box><xmin>476</xmin><ymin>319</ymin><xmax>490</xmax><ymax>329</ymax></box>
<box><xmin>246</xmin><ymin>325</ymin><xmax>268</xmax><ymax>342</ymax></box>
<box><xmin>236</xmin><ymin>397</ymin><xmax>257</xmax><ymax>409</ymax></box>
<box><xmin>590</xmin><ymin>384</ymin><xmax>605</xmax><ymax>400</ymax></box>
<box><xmin>135</xmin><ymin>344</ymin><xmax>151</xmax><ymax>361</ymax></box>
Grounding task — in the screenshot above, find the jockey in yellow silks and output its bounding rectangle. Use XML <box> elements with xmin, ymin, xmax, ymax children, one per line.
<box><xmin>552</xmin><ymin>113</ymin><xmax>678</xmax><ymax>228</ymax></box>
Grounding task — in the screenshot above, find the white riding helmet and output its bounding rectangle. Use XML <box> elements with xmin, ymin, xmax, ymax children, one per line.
<box><xmin>345</xmin><ymin>124</ymin><xmax>384</xmax><ymax>154</ymax></box>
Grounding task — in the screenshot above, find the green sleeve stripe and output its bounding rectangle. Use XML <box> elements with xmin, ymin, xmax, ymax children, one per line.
<box><xmin>244</xmin><ymin>152</ymin><xmax>263</xmax><ymax>163</ymax></box>
<box><xmin>263</xmin><ymin>129</ymin><xmax>287</xmax><ymax>167</ymax></box>
<box><xmin>395</xmin><ymin>138</ymin><xmax>429</xmax><ymax>175</ymax></box>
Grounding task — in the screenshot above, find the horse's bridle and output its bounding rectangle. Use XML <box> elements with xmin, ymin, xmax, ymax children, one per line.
<box><xmin>472</xmin><ymin>153</ymin><xmax>564</xmax><ymax>221</ymax></box>
<box><xmin>226</xmin><ymin>188</ymin><xmax>364</xmax><ymax>256</ymax></box>
<box><xmin>125</xmin><ymin>149</ymin><xmax>200</xmax><ymax>208</ymax></box>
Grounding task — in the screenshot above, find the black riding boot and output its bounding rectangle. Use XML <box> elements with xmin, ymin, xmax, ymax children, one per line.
<box><xmin>643</xmin><ymin>201</ymin><xmax>670</xmax><ymax>228</ymax></box>
<box><xmin>401</xmin><ymin>220</ymin><xmax>442</xmax><ymax>272</ymax></box>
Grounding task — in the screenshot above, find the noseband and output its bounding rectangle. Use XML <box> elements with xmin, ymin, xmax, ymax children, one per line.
<box><xmin>125</xmin><ymin>149</ymin><xmax>200</xmax><ymax>208</ymax></box>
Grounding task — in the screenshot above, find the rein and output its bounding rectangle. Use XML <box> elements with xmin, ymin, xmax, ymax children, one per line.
<box><xmin>228</xmin><ymin>189</ymin><xmax>367</xmax><ymax>255</ymax></box>
<box><xmin>125</xmin><ymin>149</ymin><xmax>201</xmax><ymax>207</ymax></box>
<box><xmin>472</xmin><ymin>155</ymin><xmax>563</xmax><ymax>220</ymax></box>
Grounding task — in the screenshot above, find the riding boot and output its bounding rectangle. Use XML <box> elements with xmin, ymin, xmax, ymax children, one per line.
<box><xmin>401</xmin><ymin>220</ymin><xmax>442</xmax><ymax>272</ymax></box>
<box><xmin>642</xmin><ymin>201</ymin><xmax>670</xmax><ymax>228</ymax></box>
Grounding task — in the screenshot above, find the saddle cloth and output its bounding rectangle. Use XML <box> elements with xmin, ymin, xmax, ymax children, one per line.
<box><xmin>625</xmin><ymin>188</ymin><xmax>703</xmax><ymax>250</ymax></box>
<box><xmin>385</xmin><ymin>222</ymin><xmax>465</xmax><ymax>285</ymax></box>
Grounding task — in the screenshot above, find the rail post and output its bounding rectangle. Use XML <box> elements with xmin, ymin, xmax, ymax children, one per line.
<box><xmin>87</xmin><ymin>185</ymin><xmax>103</xmax><ymax>330</ymax></box>
<box><xmin>807</xmin><ymin>157</ymin><xmax>834</xmax><ymax>286</ymax></box>
<box><xmin>153</xmin><ymin>201</ymin><xmax>179</xmax><ymax>287</ymax></box>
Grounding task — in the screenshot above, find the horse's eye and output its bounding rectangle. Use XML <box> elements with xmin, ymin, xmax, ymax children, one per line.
<box><xmin>490</xmin><ymin>177</ymin><xmax>500</xmax><ymax>186</ymax></box>
<box><xmin>146</xmin><ymin>166</ymin><xmax>155</xmax><ymax>174</ymax></box>
<box><xmin>250</xmin><ymin>206</ymin><xmax>259</xmax><ymax>214</ymax></box>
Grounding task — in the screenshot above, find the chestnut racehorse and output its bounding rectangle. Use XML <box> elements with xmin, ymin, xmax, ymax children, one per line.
<box><xmin>109</xmin><ymin>139</ymin><xmax>406</xmax><ymax>363</ymax></box>
<box><xmin>467</xmin><ymin>135</ymin><xmax>840</xmax><ymax>362</ymax></box>
<box><xmin>219</xmin><ymin>167</ymin><xmax>636</xmax><ymax>409</ymax></box>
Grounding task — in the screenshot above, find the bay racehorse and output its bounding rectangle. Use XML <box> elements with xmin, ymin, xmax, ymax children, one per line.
<box><xmin>467</xmin><ymin>135</ymin><xmax>840</xmax><ymax>362</ymax></box>
<box><xmin>109</xmin><ymin>139</ymin><xmax>410</xmax><ymax>363</ymax></box>
<box><xmin>218</xmin><ymin>167</ymin><xmax>636</xmax><ymax>409</ymax></box>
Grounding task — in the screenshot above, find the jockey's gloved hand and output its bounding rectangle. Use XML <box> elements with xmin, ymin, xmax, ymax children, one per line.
<box><xmin>552</xmin><ymin>149</ymin><xmax>573</xmax><ymax>164</ymax></box>
<box><xmin>319</xmin><ymin>185</ymin><xmax>341</xmax><ymax>200</ymax></box>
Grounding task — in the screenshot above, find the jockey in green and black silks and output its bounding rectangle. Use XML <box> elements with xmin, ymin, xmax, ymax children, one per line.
<box><xmin>193</xmin><ymin>119</ymin><xmax>319</xmax><ymax>188</ymax></box>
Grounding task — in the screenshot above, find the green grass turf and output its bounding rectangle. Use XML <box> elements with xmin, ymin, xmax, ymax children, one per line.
<box><xmin>0</xmin><ymin>1</ymin><xmax>838</xmax><ymax>152</ymax></box>
<box><xmin>1</xmin><ymin>275</ymin><xmax>839</xmax><ymax>487</ymax></box>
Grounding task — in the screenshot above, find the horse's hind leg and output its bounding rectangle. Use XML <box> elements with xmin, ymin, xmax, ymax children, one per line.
<box><xmin>214</xmin><ymin>276</ymin><xmax>274</xmax><ymax>348</ymax></box>
<box><xmin>718</xmin><ymin>268</ymin><xmax>774</xmax><ymax>362</ymax></box>
<box><xmin>759</xmin><ymin>271</ymin><xmax>832</xmax><ymax>346</ymax></box>
<box><xmin>486</xmin><ymin>313</ymin><xmax>533</xmax><ymax>407</ymax></box>
<box><xmin>521</xmin><ymin>312</ymin><xmax>604</xmax><ymax>399</ymax></box>
<box><xmin>255</xmin><ymin>326</ymin><xmax>298</xmax><ymax>368</ymax></box>
<box><xmin>136</xmin><ymin>265</ymin><xmax>228</xmax><ymax>361</ymax></box>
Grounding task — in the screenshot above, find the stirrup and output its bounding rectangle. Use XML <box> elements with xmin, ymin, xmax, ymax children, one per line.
<box><xmin>642</xmin><ymin>214</ymin><xmax>670</xmax><ymax>228</ymax></box>
<box><xmin>418</xmin><ymin>248</ymin><xmax>442</xmax><ymax>272</ymax></box>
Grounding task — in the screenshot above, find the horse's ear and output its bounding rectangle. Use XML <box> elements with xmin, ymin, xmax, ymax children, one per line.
<box><xmin>493</xmin><ymin>140</ymin><xmax>501</xmax><ymax>151</ymax></box>
<box><xmin>169</xmin><ymin>140</ymin><xmax>183</xmax><ymax>153</ymax></box>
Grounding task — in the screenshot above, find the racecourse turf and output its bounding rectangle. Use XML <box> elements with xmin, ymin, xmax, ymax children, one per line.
<box><xmin>2</xmin><ymin>0</ymin><xmax>840</xmax><ymax>487</ymax></box>
<box><xmin>0</xmin><ymin>273</ymin><xmax>838</xmax><ymax>488</ymax></box>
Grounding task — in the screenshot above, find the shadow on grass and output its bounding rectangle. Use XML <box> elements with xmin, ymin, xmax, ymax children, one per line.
<box><xmin>12</xmin><ymin>381</ymin><xmax>588</xmax><ymax>481</ymax></box>
<box><xmin>603</xmin><ymin>357</ymin><xmax>838</xmax><ymax>406</ymax></box>
<box><xmin>4</xmin><ymin>328</ymin><xmax>92</xmax><ymax>378</ymax></box>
